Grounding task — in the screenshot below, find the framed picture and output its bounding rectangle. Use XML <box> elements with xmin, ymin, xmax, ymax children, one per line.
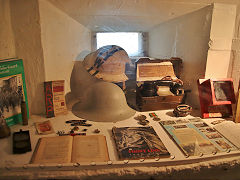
<box><xmin>197</xmin><ymin>78</ymin><xmax>235</xmax><ymax>118</ymax></box>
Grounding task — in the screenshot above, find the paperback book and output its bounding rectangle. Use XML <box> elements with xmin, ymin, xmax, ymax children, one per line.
<box><xmin>0</xmin><ymin>58</ymin><xmax>29</xmax><ymax>126</ymax></box>
<box><xmin>112</xmin><ymin>126</ymin><xmax>170</xmax><ymax>160</ymax></box>
<box><xmin>44</xmin><ymin>80</ymin><xmax>67</xmax><ymax>118</ymax></box>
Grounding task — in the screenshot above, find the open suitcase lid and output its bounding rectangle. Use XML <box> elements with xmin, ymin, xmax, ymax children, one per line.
<box><xmin>136</xmin><ymin>57</ymin><xmax>183</xmax><ymax>82</ymax></box>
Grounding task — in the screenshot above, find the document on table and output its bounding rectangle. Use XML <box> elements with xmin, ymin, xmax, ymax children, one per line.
<box><xmin>214</xmin><ymin>121</ymin><xmax>240</xmax><ymax>149</ymax></box>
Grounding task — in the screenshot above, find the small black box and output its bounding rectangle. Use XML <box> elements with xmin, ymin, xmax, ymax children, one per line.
<box><xmin>13</xmin><ymin>129</ymin><xmax>32</xmax><ymax>154</ymax></box>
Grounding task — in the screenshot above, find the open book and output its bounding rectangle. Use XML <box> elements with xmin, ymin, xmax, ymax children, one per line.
<box><xmin>30</xmin><ymin>135</ymin><xmax>109</xmax><ymax>164</ymax></box>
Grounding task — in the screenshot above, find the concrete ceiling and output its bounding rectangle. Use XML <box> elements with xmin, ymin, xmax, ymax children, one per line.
<box><xmin>48</xmin><ymin>0</ymin><xmax>238</xmax><ymax>32</ymax></box>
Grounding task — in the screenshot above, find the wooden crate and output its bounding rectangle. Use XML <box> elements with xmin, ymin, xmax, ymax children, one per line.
<box><xmin>137</xmin><ymin>94</ymin><xmax>183</xmax><ymax>111</ymax></box>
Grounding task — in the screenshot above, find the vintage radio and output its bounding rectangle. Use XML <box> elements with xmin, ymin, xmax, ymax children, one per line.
<box><xmin>136</xmin><ymin>57</ymin><xmax>184</xmax><ymax>111</ymax></box>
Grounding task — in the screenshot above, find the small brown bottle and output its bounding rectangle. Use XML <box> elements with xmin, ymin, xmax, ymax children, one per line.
<box><xmin>21</xmin><ymin>101</ymin><xmax>28</xmax><ymax>126</ymax></box>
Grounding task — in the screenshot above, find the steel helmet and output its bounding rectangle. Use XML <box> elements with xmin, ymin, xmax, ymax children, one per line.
<box><xmin>72</xmin><ymin>81</ymin><xmax>136</xmax><ymax>122</ymax></box>
<box><xmin>82</xmin><ymin>45</ymin><xmax>130</xmax><ymax>83</ymax></box>
<box><xmin>70</xmin><ymin>61</ymin><xmax>99</xmax><ymax>100</ymax></box>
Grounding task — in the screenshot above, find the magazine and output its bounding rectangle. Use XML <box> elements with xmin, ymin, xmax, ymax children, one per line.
<box><xmin>159</xmin><ymin>117</ymin><xmax>237</xmax><ymax>157</ymax></box>
<box><xmin>0</xmin><ymin>58</ymin><xmax>29</xmax><ymax>126</ymax></box>
<box><xmin>112</xmin><ymin>126</ymin><xmax>170</xmax><ymax>160</ymax></box>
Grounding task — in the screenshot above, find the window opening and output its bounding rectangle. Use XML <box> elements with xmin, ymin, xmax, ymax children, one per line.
<box><xmin>96</xmin><ymin>32</ymin><xmax>143</xmax><ymax>57</ymax></box>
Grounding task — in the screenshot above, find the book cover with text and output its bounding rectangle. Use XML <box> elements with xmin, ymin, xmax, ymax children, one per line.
<box><xmin>0</xmin><ymin>58</ymin><xmax>29</xmax><ymax>126</ymax></box>
<box><xmin>112</xmin><ymin>126</ymin><xmax>170</xmax><ymax>160</ymax></box>
<box><xmin>44</xmin><ymin>80</ymin><xmax>67</xmax><ymax>118</ymax></box>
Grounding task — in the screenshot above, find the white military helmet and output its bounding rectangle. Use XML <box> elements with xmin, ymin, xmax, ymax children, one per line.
<box><xmin>82</xmin><ymin>45</ymin><xmax>130</xmax><ymax>83</ymax></box>
<box><xmin>72</xmin><ymin>81</ymin><xmax>136</xmax><ymax>122</ymax></box>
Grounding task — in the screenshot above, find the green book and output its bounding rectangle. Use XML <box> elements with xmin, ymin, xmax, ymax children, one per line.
<box><xmin>0</xmin><ymin>58</ymin><xmax>29</xmax><ymax>126</ymax></box>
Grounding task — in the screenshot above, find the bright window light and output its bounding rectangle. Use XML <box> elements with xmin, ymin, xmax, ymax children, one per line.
<box><xmin>96</xmin><ymin>32</ymin><xmax>141</xmax><ymax>56</ymax></box>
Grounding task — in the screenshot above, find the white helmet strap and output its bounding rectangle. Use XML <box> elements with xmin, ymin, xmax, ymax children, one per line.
<box><xmin>87</xmin><ymin>45</ymin><xmax>124</xmax><ymax>76</ymax></box>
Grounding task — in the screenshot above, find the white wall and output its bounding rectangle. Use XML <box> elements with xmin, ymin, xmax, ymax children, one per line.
<box><xmin>5</xmin><ymin>0</ymin><xmax>91</xmax><ymax>116</ymax></box>
<box><xmin>148</xmin><ymin>6</ymin><xmax>213</xmax><ymax>109</ymax></box>
<box><xmin>38</xmin><ymin>0</ymin><xmax>92</xmax><ymax>94</ymax></box>
<box><xmin>205</xmin><ymin>4</ymin><xmax>236</xmax><ymax>79</ymax></box>
<box><xmin>229</xmin><ymin>4</ymin><xmax>240</xmax><ymax>93</ymax></box>
<box><xmin>0</xmin><ymin>0</ymin><xmax>15</xmax><ymax>59</ymax></box>
<box><xmin>10</xmin><ymin>0</ymin><xmax>46</xmax><ymax>115</ymax></box>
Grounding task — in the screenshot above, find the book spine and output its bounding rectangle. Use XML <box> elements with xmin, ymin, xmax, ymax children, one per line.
<box><xmin>29</xmin><ymin>138</ymin><xmax>42</xmax><ymax>163</ymax></box>
<box><xmin>44</xmin><ymin>81</ymin><xmax>55</xmax><ymax>118</ymax></box>
<box><xmin>111</xmin><ymin>127</ymin><xmax>123</xmax><ymax>160</ymax></box>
